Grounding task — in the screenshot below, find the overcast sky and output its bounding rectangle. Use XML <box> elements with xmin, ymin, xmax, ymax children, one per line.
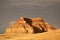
<box><xmin>0</xmin><ymin>0</ymin><xmax>60</xmax><ymax>33</ymax></box>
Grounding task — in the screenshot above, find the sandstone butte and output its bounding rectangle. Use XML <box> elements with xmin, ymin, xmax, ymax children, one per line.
<box><xmin>0</xmin><ymin>17</ymin><xmax>60</xmax><ymax>40</ymax></box>
<box><xmin>5</xmin><ymin>17</ymin><xmax>56</xmax><ymax>34</ymax></box>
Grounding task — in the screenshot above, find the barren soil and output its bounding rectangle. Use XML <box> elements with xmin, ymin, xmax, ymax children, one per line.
<box><xmin>0</xmin><ymin>29</ymin><xmax>60</xmax><ymax>40</ymax></box>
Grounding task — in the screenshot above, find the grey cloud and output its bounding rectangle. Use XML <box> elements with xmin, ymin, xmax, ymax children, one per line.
<box><xmin>0</xmin><ymin>0</ymin><xmax>60</xmax><ymax>33</ymax></box>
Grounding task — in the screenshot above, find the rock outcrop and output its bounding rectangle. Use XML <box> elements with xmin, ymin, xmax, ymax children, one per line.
<box><xmin>5</xmin><ymin>17</ymin><xmax>56</xmax><ymax>34</ymax></box>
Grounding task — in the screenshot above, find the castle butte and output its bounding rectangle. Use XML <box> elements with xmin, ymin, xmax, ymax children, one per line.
<box><xmin>5</xmin><ymin>17</ymin><xmax>56</xmax><ymax>34</ymax></box>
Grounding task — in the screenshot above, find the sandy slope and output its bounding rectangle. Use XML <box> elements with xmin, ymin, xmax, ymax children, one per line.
<box><xmin>0</xmin><ymin>29</ymin><xmax>60</xmax><ymax>40</ymax></box>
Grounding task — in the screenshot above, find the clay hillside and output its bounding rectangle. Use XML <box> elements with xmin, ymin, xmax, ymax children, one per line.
<box><xmin>0</xmin><ymin>17</ymin><xmax>60</xmax><ymax>40</ymax></box>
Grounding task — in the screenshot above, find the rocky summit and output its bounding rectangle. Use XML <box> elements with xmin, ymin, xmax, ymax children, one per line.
<box><xmin>5</xmin><ymin>17</ymin><xmax>56</xmax><ymax>34</ymax></box>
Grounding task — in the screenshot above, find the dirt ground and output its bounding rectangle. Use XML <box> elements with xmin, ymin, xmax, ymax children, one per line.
<box><xmin>0</xmin><ymin>29</ymin><xmax>60</xmax><ymax>40</ymax></box>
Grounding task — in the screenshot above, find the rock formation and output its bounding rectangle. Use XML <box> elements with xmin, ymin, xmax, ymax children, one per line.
<box><xmin>5</xmin><ymin>17</ymin><xmax>56</xmax><ymax>34</ymax></box>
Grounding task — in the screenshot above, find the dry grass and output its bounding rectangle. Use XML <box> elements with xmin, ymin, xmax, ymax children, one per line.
<box><xmin>0</xmin><ymin>29</ymin><xmax>60</xmax><ymax>40</ymax></box>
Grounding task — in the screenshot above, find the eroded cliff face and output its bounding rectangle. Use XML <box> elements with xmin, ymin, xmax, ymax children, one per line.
<box><xmin>5</xmin><ymin>17</ymin><xmax>56</xmax><ymax>34</ymax></box>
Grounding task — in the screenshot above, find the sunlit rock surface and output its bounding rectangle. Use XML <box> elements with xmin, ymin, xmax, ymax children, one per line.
<box><xmin>0</xmin><ymin>17</ymin><xmax>60</xmax><ymax>40</ymax></box>
<box><xmin>5</xmin><ymin>17</ymin><xmax>56</xmax><ymax>34</ymax></box>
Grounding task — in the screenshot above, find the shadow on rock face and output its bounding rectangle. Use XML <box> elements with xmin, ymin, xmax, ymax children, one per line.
<box><xmin>33</xmin><ymin>26</ymin><xmax>46</xmax><ymax>33</ymax></box>
<box><xmin>24</xmin><ymin>17</ymin><xmax>46</xmax><ymax>33</ymax></box>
